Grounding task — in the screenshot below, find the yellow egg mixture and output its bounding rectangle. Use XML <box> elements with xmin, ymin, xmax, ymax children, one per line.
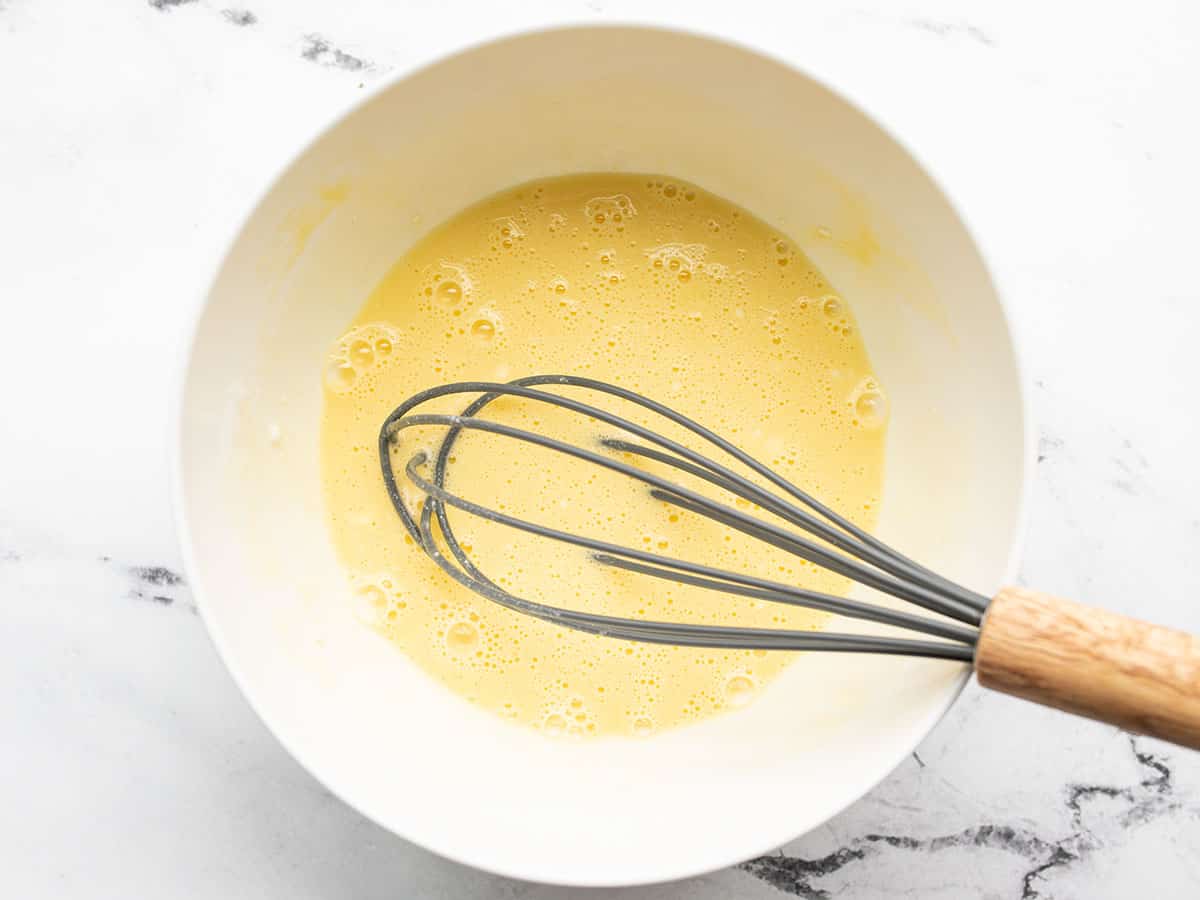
<box><xmin>319</xmin><ymin>174</ymin><xmax>887</xmax><ymax>738</ymax></box>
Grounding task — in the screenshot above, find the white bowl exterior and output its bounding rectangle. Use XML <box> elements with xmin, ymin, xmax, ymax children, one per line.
<box><xmin>176</xmin><ymin>27</ymin><xmax>1028</xmax><ymax>886</ymax></box>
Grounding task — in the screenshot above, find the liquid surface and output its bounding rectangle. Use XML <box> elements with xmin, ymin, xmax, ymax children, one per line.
<box><xmin>319</xmin><ymin>174</ymin><xmax>887</xmax><ymax>737</ymax></box>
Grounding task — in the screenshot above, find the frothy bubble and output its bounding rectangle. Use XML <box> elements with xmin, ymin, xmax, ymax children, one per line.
<box><xmin>323</xmin><ymin>322</ymin><xmax>402</xmax><ymax>393</ymax></box>
<box><xmin>325</xmin><ymin>359</ymin><xmax>357</xmax><ymax>392</ymax></box>
<box><xmin>584</xmin><ymin>194</ymin><xmax>637</xmax><ymax>228</ymax></box>
<box><xmin>492</xmin><ymin>216</ymin><xmax>525</xmax><ymax>249</ymax></box>
<box><xmin>350</xmin><ymin>339</ymin><xmax>374</xmax><ymax>367</ymax></box>
<box><xmin>724</xmin><ymin>673</ymin><xmax>757</xmax><ymax>708</ymax></box>
<box><xmin>350</xmin><ymin>575</ymin><xmax>392</xmax><ymax>624</ymax></box>
<box><xmin>446</xmin><ymin>621</ymin><xmax>479</xmax><ymax>650</ymax></box>
<box><xmin>851</xmin><ymin>377</ymin><xmax>888</xmax><ymax>428</ymax></box>
<box><xmin>645</xmin><ymin>242</ymin><xmax>710</xmax><ymax>282</ymax></box>
<box><xmin>423</xmin><ymin>261</ymin><xmax>473</xmax><ymax>304</ymax></box>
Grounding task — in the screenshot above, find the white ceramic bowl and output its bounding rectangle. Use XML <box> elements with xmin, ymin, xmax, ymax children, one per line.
<box><xmin>173</xmin><ymin>25</ymin><xmax>1031</xmax><ymax>887</ymax></box>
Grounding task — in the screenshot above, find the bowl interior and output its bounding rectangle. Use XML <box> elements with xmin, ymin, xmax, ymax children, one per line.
<box><xmin>177</xmin><ymin>27</ymin><xmax>1027</xmax><ymax>886</ymax></box>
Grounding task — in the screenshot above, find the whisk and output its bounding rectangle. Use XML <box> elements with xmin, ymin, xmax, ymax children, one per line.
<box><xmin>380</xmin><ymin>375</ymin><xmax>1200</xmax><ymax>750</ymax></box>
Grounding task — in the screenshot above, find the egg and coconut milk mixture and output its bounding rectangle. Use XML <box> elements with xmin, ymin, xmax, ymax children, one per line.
<box><xmin>319</xmin><ymin>174</ymin><xmax>887</xmax><ymax>737</ymax></box>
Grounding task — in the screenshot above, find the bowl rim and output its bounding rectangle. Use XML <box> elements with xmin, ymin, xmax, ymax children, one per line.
<box><xmin>169</xmin><ymin>20</ymin><xmax>1036</xmax><ymax>887</ymax></box>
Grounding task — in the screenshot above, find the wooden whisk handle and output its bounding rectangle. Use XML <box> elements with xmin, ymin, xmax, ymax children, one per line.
<box><xmin>976</xmin><ymin>587</ymin><xmax>1200</xmax><ymax>749</ymax></box>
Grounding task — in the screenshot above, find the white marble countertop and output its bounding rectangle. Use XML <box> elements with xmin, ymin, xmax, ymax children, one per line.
<box><xmin>3</xmin><ymin>1</ymin><xmax>1199</xmax><ymax>896</ymax></box>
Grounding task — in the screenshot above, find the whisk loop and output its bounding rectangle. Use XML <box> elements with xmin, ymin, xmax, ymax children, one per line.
<box><xmin>379</xmin><ymin>375</ymin><xmax>989</xmax><ymax>662</ymax></box>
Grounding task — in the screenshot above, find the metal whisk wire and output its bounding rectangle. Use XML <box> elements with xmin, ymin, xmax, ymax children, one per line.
<box><xmin>379</xmin><ymin>375</ymin><xmax>989</xmax><ymax>662</ymax></box>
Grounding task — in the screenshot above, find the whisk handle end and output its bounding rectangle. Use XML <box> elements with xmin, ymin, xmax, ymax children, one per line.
<box><xmin>976</xmin><ymin>587</ymin><xmax>1200</xmax><ymax>750</ymax></box>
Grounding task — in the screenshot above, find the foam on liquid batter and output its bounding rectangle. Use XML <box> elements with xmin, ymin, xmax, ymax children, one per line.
<box><xmin>319</xmin><ymin>174</ymin><xmax>888</xmax><ymax>738</ymax></box>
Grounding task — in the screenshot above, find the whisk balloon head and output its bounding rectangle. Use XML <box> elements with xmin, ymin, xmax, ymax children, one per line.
<box><xmin>380</xmin><ymin>375</ymin><xmax>989</xmax><ymax>661</ymax></box>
